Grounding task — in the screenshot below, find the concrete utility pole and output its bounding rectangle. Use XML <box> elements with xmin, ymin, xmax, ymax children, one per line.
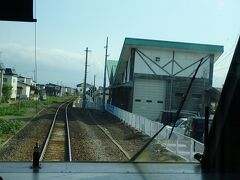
<box><xmin>102</xmin><ymin>37</ymin><xmax>108</xmax><ymax>111</ymax></box>
<box><xmin>82</xmin><ymin>47</ymin><xmax>90</xmax><ymax>109</ymax></box>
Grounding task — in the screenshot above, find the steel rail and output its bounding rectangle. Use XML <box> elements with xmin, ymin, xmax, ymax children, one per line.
<box><xmin>65</xmin><ymin>102</ymin><xmax>72</xmax><ymax>162</ymax></box>
<box><xmin>39</xmin><ymin>102</ymin><xmax>66</xmax><ymax>161</ymax></box>
<box><xmin>87</xmin><ymin>111</ymin><xmax>131</xmax><ymax>160</ymax></box>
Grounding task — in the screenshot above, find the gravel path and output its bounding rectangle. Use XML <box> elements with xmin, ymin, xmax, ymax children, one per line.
<box><xmin>87</xmin><ymin>110</ymin><xmax>184</xmax><ymax>162</ymax></box>
<box><xmin>0</xmin><ymin>105</ymin><xmax>58</xmax><ymax>161</ymax></box>
<box><xmin>69</xmin><ymin>108</ymin><xmax>127</xmax><ymax>161</ymax></box>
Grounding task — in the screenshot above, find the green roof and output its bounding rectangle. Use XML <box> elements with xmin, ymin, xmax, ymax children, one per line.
<box><xmin>106</xmin><ymin>60</ymin><xmax>118</xmax><ymax>84</ymax></box>
<box><xmin>124</xmin><ymin>37</ymin><xmax>224</xmax><ymax>53</ymax></box>
<box><xmin>108</xmin><ymin>81</ymin><xmax>133</xmax><ymax>89</ymax></box>
<box><xmin>114</xmin><ymin>37</ymin><xmax>224</xmax><ymax>84</ymax></box>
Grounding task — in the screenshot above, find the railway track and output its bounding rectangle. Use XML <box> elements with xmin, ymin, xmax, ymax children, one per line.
<box><xmin>38</xmin><ymin>98</ymin><xmax>131</xmax><ymax>162</ymax></box>
<box><xmin>86</xmin><ymin>110</ymin><xmax>131</xmax><ymax>160</ymax></box>
<box><xmin>39</xmin><ymin>101</ymin><xmax>72</xmax><ymax>162</ymax></box>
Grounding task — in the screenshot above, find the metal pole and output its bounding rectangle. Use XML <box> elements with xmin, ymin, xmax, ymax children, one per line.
<box><xmin>102</xmin><ymin>37</ymin><xmax>108</xmax><ymax>111</ymax></box>
<box><xmin>34</xmin><ymin>3</ymin><xmax>38</xmax><ymax>114</ymax></box>
<box><xmin>82</xmin><ymin>47</ymin><xmax>89</xmax><ymax>109</ymax></box>
<box><xmin>204</xmin><ymin>106</ymin><xmax>209</xmax><ymax>152</ymax></box>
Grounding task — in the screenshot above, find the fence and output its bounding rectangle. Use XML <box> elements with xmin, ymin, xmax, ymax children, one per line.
<box><xmin>105</xmin><ymin>104</ymin><xmax>204</xmax><ymax>162</ymax></box>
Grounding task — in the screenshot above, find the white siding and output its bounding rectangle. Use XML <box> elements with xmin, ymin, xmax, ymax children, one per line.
<box><xmin>11</xmin><ymin>76</ymin><xmax>18</xmax><ymax>99</ymax></box>
<box><xmin>132</xmin><ymin>78</ymin><xmax>166</xmax><ymax>120</ymax></box>
<box><xmin>134</xmin><ymin>47</ymin><xmax>210</xmax><ymax>79</ymax></box>
<box><xmin>19</xmin><ymin>84</ymin><xmax>30</xmax><ymax>99</ymax></box>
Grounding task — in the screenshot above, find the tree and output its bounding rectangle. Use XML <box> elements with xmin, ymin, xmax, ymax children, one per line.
<box><xmin>2</xmin><ymin>83</ymin><xmax>12</xmax><ymax>102</ymax></box>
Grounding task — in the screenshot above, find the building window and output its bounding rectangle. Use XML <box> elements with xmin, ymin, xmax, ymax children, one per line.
<box><xmin>157</xmin><ymin>101</ymin><xmax>163</xmax><ymax>103</ymax></box>
<box><xmin>135</xmin><ymin>99</ymin><xmax>141</xmax><ymax>102</ymax></box>
<box><xmin>146</xmin><ymin>100</ymin><xmax>152</xmax><ymax>103</ymax></box>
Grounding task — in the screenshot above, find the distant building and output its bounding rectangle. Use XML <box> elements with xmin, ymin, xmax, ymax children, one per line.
<box><xmin>3</xmin><ymin>68</ymin><xmax>18</xmax><ymax>100</ymax></box>
<box><xmin>45</xmin><ymin>83</ymin><xmax>61</xmax><ymax>96</ymax></box>
<box><xmin>76</xmin><ymin>83</ymin><xmax>92</xmax><ymax>94</ymax></box>
<box><xmin>18</xmin><ymin>76</ymin><xmax>36</xmax><ymax>86</ymax></box>
<box><xmin>17</xmin><ymin>80</ymin><xmax>31</xmax><ymax>99</ymax></box>
<box><xmin>36</xmin><ymin>84</ymin><xmax>46</xmax><ymax>100</ymax></box>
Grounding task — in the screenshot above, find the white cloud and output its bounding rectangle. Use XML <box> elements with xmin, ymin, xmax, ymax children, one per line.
<box><xmin>0</xmin><ymin>43</ymin><xmax>105</xmax><ymax>87</ymax></box>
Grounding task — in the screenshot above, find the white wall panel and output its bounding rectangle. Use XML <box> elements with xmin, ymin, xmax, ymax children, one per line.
<box><xmin>134</xmin><ymin>47</ymin><xmax>211</xmax><ymax>79</ymax></box>
<box><xmin>132</xmin><ymin>78</ymin><xmax>166</xmax><ymax>120</ymax></box>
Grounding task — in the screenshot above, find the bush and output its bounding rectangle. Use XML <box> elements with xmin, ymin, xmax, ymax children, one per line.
<box><xmin>0</xmin><ymin>119</ymin><xmax>24</xmax><ymax>136</ymax></box>
<box><xmin>2</xmin><ymin>83</ymin><xmax>12</xmax><ymax>102</ymax></box>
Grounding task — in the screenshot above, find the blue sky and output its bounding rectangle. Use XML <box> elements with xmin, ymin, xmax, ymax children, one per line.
<box><xmin>0</xmin><ymin>0</ymin><xmax>239</xmax><ymax>87</ymax></box>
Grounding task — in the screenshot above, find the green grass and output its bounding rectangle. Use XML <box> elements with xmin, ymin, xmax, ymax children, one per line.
<box><xmin>0</xmin><ymin>96</ymin><xmax>73</xmax><ymax>117</ymax></box>
<box><xmin>0</xmin><ymin>118</ymin><xmax>25</xmax><ymax>142</ymax></box>
<box><xmin>0</xmin><ymin>106</ymin><xmax>25</xmax><ymax>116</ymax></box>
<box><xmin>0</xmin><ymin>96</ymin><xmax>74</xmax><ymax>145</ymax></box>
<box><xmin>42</xmin><ymin>96</ymin><xmax>73</xmax><ymax>105</ymax></box>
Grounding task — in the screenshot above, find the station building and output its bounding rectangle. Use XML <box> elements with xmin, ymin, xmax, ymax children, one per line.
<box><xmin>107</xmin><ymin>38</ymin><xmax>224</xmax><ymax>121</ymax></box>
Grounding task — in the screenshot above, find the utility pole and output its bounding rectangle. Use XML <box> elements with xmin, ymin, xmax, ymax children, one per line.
<box><xmin>82</xmin><ymin>47</ymin><xmax>90</xmax><ymax>109</ymax></box>
<box><xmin>102</xmin><ymin>37</ymin><xmax>108</xmax><ymax>111</ymax></box>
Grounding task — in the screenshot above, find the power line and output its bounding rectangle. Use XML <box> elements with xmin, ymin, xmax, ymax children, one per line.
<box><xmin>215</xmin><ymin>37</ymin><xmax>238</xmax><ymax>66</ymax></box>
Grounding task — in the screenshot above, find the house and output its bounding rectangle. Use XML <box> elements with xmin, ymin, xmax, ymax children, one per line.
<box><xmin>3</xmin><ymin>68</ymin><xmax>18</xmax><ymax>100</ymax></box>
<box><xmin>18</xmin><ymin>75</ymin><xmax>36</xmax><ymax>86</ymax></box>
<box><xmin>66</xmin><ymin>87</ymin><xmax>75</xmax><ymax>96</ymax></box>
<box><xmin>17</xmin><ymin>80</ymin><xmax>31</xmax><ymax>99</ymax></box>
<box><xmin>109</xmin><ymin>38</ymin><xmax>224</xmax><ymax>120</ymax></box>
<box><xmin>45</xmin><ymin>83</ymin><xmax>61</xmax><ymax>96</ymax></box>
<box><xmin>76</xmin><ymin>83</ymin><xmax>92</xmax><ymax>95</ymax></box>
<box><xmin>93</xmin><ymin>86</ymin><xmax>109</xmax><ymax>106</ymax></box>
<box><xmin>36</xmin><ymin>84</ymin><xmax>46</xmax><ymax>100</ymax></box>
<box><xmin>61</xmin><ymin>86</ymin><xmax>68</xmax><ymax>96</ymax></box>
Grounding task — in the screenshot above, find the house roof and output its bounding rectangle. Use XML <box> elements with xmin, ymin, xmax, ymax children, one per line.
<box><xmin>18</xmin><ymin>75</ymin><xmax>32</xmax><ymax>79</ymax></box>
<box><xmin>114</xmin><ymin>37</ymin><xmax>224</xmax><ymax>84</ymax></box>
<box><xmin>17</xmin><ymin>80</ymin><xmax>31</xmax><ymax>87</ymax></box>
<box><xmin>76</xmin><ymin>83</ymin><xmax>92</xmax><ymax>88</ymax></box>
<box><xmin>46</xmin><ymin>83</ymin><xmax>61</xmax><ymax>88</ymax></box>
<box><xmin>4</xmin><ymin>68</ymin><xmax>17</xmax><ymax>76</ymax></box>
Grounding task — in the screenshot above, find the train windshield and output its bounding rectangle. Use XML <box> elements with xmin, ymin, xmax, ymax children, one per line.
<box><xmin>0</xmin><ymin>0</ymin><xmax>238</xmax><ymax>163</ymax></box>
